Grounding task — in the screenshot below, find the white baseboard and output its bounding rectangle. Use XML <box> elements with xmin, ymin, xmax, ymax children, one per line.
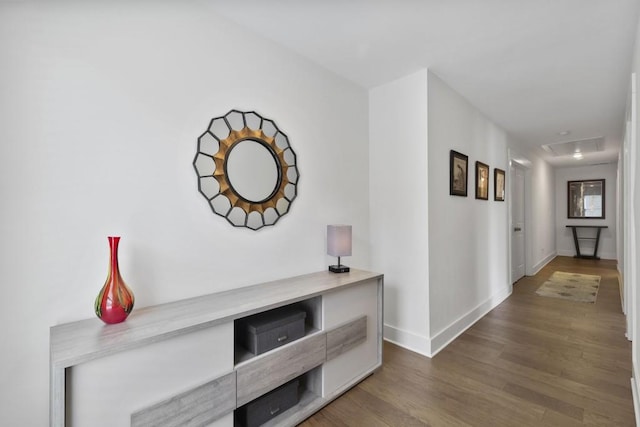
<box><xmin>598</xmin><ymin>251</ymin><xmax>617</xmax><ymax>260</ymax></box>
<box><xmin>429</xmin><ymin>285</ymin><xmax>512</xmax><ymax>357</ymax></box>
<box><xmin>556</xmin><ymin>249</ymin><xmax>575</xmax><ymax>258</ymax></box>
<box><xmin>618</xmin><ymin>269</ymin><xmax>626</xmax><ymax>315</ymax></box>
<box><xmin>556</xmin><ymin>249</ymin><xmax>617</xmax><ymax>260</ymax></box>
<box><xmin>632</xmin><ymin>376</ymin><xmax>640</xmax><ymax>426</ymax></box>
<box><xmin>530</xmin><ymin>252</ymin><xmax>556</xmax><ymax>276</ymax></box>
<box><xmin>383</xmin><ymin>324</ymin><xmax>431</xmax><ymax>357</ymax></box>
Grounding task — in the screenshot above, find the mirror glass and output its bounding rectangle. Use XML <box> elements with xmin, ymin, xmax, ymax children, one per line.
<box><xmin>226</xmin><ymin>140</ymin><xmax>280</xmax><ymax>203</ymax></box>
<box><xmin>568</xmin><ymin>179</ymin><xmax>605</xmax><ymax>219</ymax></box>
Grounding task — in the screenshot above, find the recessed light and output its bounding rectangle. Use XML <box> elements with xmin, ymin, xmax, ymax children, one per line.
<box><xmin>573</xmin><ymin>152</ymin><xmax>583</xmax><ymax>159</ymax></box>
<box><xmin>558</xmin><ymin>130</ymin><xmax>571</xmax><ymax>136</ymax></box>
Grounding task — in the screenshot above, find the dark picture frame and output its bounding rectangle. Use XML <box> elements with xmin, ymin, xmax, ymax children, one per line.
<box><xmin>475</xmin><ymin>161</ymin><xmax>489</xmax><ymax>200</ymax></box>
<box><xmin>449</xmin><ymin>150</ymin><xmax>468</xmax><ymax>197</ymax></box>
<box><xmin>494</xmin><ymin>168</ymin><xmax>505</xmax><ymax>201</ymax></box>
<box><xmin>567</xmin><ymin>179</ymin><xmax>605</xmax><ymax>219</ymax></box>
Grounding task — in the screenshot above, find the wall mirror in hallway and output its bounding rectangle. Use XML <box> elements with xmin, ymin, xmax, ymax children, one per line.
<box><xmin>567</xmin><ymin>179</ymin><xmax>605</xmax><ymax>219</ymax></box>
<box><xmin>193</xmin><ymin>110</ymin><xmax>299</xmax><ymax>231</ymax></box>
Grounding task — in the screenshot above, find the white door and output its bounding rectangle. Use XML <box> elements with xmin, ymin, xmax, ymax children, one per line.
<box><xmin>511</xmin><ymin>164</ymin><xmax>525</xmax><ymax>283</ymax></box>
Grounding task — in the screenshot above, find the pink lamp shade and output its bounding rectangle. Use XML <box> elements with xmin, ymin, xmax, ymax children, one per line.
<box><xmin>327</xmin><ymin>225</ymin><xmax>351</xmax><ymax>273</ymax></box>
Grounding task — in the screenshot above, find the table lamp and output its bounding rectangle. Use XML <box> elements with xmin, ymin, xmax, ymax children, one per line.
<box><xmin>327</xmin><ymin>225</ymin><xmax>351</xmax><ymax>273</ymax></box>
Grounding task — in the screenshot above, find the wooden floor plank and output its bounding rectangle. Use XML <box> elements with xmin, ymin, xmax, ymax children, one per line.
<box><xmin>502</xmin><ymin>382</ymin><xmax>584</xmax><ymax>420</ymax></box>
<box><xmin>300</xmin><ymin>256</ymin><xmax>634</xmax><ymax>426</ymax></box>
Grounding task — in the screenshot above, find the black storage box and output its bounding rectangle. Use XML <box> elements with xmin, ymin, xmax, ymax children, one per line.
<box><xmin>235</xmin><ymin>379</ymin><xmax>300</xmax><ymax>427</ymax></box>
<box><xmin>237</xmin><ymin>307</ymin><xmax>307</xmax><ymax>355</ymax></box>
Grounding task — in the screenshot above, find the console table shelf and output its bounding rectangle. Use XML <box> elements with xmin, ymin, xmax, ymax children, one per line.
<box><xmin>566</xmin><ymin>225</ymin><xmax>608</xmax><ymax>260</ymax></box>
<box><xmin>50</xmin><ymin>269</ymin><xmax>383</xmax><ymax>427</ymax></box>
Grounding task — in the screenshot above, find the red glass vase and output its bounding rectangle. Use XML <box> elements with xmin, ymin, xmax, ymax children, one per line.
<box><xmin>95</xmin><ymin>236</ymin><xmax>135</xmax><ymax>324</ymax></box>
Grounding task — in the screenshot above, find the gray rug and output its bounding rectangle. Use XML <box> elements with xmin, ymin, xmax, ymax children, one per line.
<box><xmin>535</xmin><ymin>271</ymin><xmax>601</xmax><ymax>303</ymax></box>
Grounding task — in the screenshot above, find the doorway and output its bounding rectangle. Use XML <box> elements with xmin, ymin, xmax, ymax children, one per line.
<box><xmin>510</xmin><ymin>162</ymin><xmax>526</xmax><ymax>283</ymax></box>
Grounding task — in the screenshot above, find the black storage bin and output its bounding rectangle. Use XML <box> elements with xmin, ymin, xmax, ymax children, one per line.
<box><xmin>236</xmin><ymin>379</ymin><xmax>300</xmax><ymax>427</ymax></box>
<box><xmin>237</xmin><ymin>307</ymin><xmax>307</xmax><ymax>355</ymax></box>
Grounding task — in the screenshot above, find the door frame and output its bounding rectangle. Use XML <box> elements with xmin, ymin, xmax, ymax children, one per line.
<box><xmin>508</xmin><ymin>149</ymin><xmax>532</xmax><ymax>285</ymax></box>
<box><xmin>624</xmin><ymin>72</ymin><xmax>637</xmax><ymax>342</ymax></box>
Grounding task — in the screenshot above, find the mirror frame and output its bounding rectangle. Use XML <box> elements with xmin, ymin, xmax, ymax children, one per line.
<box><xmin>567</xmin><ymin>179</ymin><xmax>605</xmax><ymax>219</ymax></box>
<box><xmin>193</xmin><ymin>110</ymin><xmax>299</xmax><ymax>230</ymax></box>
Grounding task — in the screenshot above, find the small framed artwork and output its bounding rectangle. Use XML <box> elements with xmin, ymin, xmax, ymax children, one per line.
<box><xmin>494</xmin><ymin>168</ymin><xmax>505</xmax><ymax>201</ymax></box>
<box><xmin>449</xmin><ymin>150</ymin><xmax>468</xmax><ymax>197</ymax></box>
<box><xmin>475</xmin><ymin>161</ymin><xmax>489</xmax><ymax>200</ymax></box>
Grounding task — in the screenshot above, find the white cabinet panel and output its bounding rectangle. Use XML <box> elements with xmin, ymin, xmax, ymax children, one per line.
<box><xmin>322</xmin><ymin>279</ymin><xmax>381</xmax><ymax>397</ymax></box>
<box><xmin>68</xmin><ymin>323</ymin><xmax>233</xmax><ymax>427</ymax></box>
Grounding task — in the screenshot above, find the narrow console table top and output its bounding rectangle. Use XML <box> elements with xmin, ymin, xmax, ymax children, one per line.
<box><xmin>50</xmin><ymin>268</ymin><xmax>383</xmax><ymax>369</ymax></box>
<box><xmin>565</xmin><ymin>225</ymin><xmax>608</xmax><ymax>228</ymax></box>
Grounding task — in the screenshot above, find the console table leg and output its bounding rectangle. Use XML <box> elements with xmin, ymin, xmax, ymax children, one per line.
<box><xmin>571</xmin><ymin>227</ymin><xmax>581</xmax><ymax>258</ymax></box>
<box><xmin>593</xmin><ymin>227</ymin><xmax>603</xmax><ymax>259</ymax></box>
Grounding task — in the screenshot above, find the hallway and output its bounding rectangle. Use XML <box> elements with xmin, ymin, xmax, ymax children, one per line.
<box><xmin>302</xmin><ymin>256</ymin><xmax>634</xmax><ymax>426</ymax></box>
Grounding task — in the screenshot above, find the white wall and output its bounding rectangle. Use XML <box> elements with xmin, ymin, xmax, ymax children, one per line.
<box><xmin>426</xmin><ymin>72</ymin><xmax>511</xmax><ymax>354</ymax></box>
<box><xmin>618</xmin><ymin>149</ymin><xmax>625</xmax><ymax>275</ymax></box>
<box><xmin>529</xmin><ymin>155</ymin><xmax>558</xmax><ymax>271</ymax></box>
<box><xmin>369</xmin><ymin>70</ymin><xmax>430</xmax><ymax>355</ymax></box>
<box><xmin>370</xmin><ymin>70</ymin><xmax>521</xmax><ymax>356</ymax></box>
<box><xmin>627</xmin><ymin>13</ymin><xmax>640</xmax><ymax>425</ymax></box>
<box><xmin>555</xmin><ymin>164</ymin><xmax>618</xmax><ymax>260</ymax></box>
<box><xmin>0</xmin><ymin>3</ymin><xmax>370</xmax><ymax>425</ymax></box>
<box><xmin>370</xmin><ymin>70</ymin><xmax>514</xmax><ymax>357</ymax></box>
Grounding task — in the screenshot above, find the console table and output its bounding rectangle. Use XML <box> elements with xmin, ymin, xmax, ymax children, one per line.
<box><xmin>50</xmin><ymin>269</ymin><xmax>383</xmax><ymax>427</ymax></box>
<box><xmin>566</xmin><ymin>225</ymin><xmax>608</xmax><ymax>259</ymax></box>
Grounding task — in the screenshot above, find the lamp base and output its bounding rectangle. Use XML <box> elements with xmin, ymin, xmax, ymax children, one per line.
<box><xmin>329</xmin><ymin>265</ymin><xmax>350</xmax><ymax>273</ymax></box>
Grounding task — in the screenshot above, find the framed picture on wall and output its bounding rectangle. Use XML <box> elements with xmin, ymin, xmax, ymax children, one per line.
<box><xmin>449</xmin><ymin>150</ymin><xmax>468</xmax><ymax>197</ymax></box>
<box><xmin>494</xmin><ymin>168</ymin><xmax>505</xmax><ymax>201</ymax></box>
<box><xmin>475</xmin><ymin>161</ymin><xmax>489</xmax><ymax>200</ymax></box>
<box><xmin>567</xmin><ymin>179</ymin><xmax>605</xmax><ymax>218</ymax></box>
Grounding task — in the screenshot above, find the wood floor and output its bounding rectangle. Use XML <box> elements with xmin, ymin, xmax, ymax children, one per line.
<box><xmin>301</xmin><ymin>256</ymin><xmax>634</xmax><ymax>426</ymax></box>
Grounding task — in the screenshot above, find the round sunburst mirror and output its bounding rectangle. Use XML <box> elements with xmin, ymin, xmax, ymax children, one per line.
<box><xmin>193</xmin><ymin>110</ymin><xmax>299</xmax><ymax>230</ymax></box>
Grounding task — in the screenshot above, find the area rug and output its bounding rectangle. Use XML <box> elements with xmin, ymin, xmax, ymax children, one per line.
<box><xmin>535</xmin><ymin>271</ymin><xmax>601</xmax><ymax>303</ymax></box>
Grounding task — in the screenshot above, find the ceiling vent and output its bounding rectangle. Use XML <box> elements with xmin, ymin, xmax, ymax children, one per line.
<box><xmin>541</xmin><ymin>137</ymin><xmax>604</xmax><ymax>157</ymax></box>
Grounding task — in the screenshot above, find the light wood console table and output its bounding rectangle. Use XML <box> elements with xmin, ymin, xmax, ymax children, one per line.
<box><xmin>50</xmin><ymin>269</ymin><xmax>383</xmax><ymax>427</ymax></box>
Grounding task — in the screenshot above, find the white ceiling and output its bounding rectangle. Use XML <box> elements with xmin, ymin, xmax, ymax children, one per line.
<box><xmin>205</xmin><ymin>0</ymin><xmax>640</xmax><ymax>167</ymax></box>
